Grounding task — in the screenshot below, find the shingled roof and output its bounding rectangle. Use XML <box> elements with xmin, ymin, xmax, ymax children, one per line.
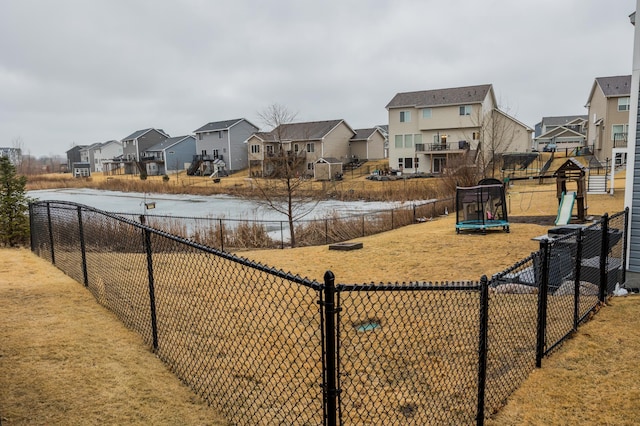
<box><xmin>253</xmin><ymin>119</ymin><xmax>354</xmax><ymax>142</ymax></box>
<box><xmin>386</xmin><ymin>84</ymin><xmax>493</xmax><ymax>109</ymax></box>
<box><xmin>594</xmin><ymin>75</ymin><xmax>631</xmax><ymax>97</ymax></box>
<box><xmin>194</xmin><ymin>118</ymin><xmax>257</xmax><ymax>133</ymax></box>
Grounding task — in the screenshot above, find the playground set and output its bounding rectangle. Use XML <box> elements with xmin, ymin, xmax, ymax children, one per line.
<box><xmin>455</xmin><ymin>158</ymin><xmax>589</xmax><ymax>234</ymax></box>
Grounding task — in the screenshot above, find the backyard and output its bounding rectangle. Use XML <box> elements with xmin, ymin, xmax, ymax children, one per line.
<box><xmin>1</xmin><ymin>163</ymin><xmax>638</xmax><ymax>424</ymax></box>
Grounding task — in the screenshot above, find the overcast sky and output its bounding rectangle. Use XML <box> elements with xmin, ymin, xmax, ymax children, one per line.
<box><xmin>0</xmin><ymin>0</ymin><xmax>636</xmax><ymax>156</ymax></box>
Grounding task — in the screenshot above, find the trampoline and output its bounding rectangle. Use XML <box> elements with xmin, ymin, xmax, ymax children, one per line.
<box><xmin>455</xmin><ymin>178</ymin><xmax>509</xmax><ymax>234</ymax></box>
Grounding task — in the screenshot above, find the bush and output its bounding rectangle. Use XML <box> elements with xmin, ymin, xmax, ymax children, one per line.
<box><xmin>162</xmin><ymin>174</ymin><xmax>170</xmax><ymax>182</ymax></box>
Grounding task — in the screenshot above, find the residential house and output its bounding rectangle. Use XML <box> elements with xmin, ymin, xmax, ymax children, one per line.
<box><xmin>376</xmin><ymin>124</ymin><xmax>390</xmax><ymax>158</ymax></box>
<box><xmin>533</xmin><ymin>115</ymin><xmax>588</xmax><ymax>152</ymax></box>
<box><xmin>585</xmin><ymin>75</ymin><xmax>631</xmax><ymax>164</ymax></box>
<box><xmin>386</xmin><ymin>84</ymin><xmax>532</xmax><ymax>175</ymax></box>
<box><xmin>246</xmin><ymin>119</ymin><xmax>355</xmax><ymax>178</ymax></box>
<box><xmin>93</xmin><ymin>140</ymin><xmax>123</xmax><ymax>173</ymax></box>
<box><xmin>121</xmin><ymin>128</ymin><xmax>170</xmax><ymax>175</ymax></box>
<box><xmin>0</xmin><ymin>147</ymin><xmax>22</xmax><ymax>166</ymax></box>
<box><xmin>350</xmin><ymin>128</ymin><xmax>386</xmax><ymax>161</ymax></box>
<box><xmin>142</xmin><ymin>135</ymin><xmax>196</xmax><ymax>176</ymax></box>
<box><xmin>79</xmin><ymin>143</ymin><xmax>102</xmax><ymax>172</ymax></box>
<box><xmin>66</xmin><ymin>145</ymin><xmax>87</xmax><ymax>171</ymax></box>
<box><xmin>192</xmin><ymin>118</ymin><xmax>259</xmax><ymax>174</ymax></box>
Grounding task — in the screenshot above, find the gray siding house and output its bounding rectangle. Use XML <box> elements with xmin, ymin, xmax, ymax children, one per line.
<box><xmin>193</xmin><ymin>118</ymin><xmax>259</xmax><ymax>173</ymax></box>
<box><xmin>142</xmin><ymin>135</ymin><xmax>196</xmax><ymax>175</ymax></box>
<box><xmin>122</xmin><ymin>128</ymin><xmax>169</xmax><ymax>174</ymax></box>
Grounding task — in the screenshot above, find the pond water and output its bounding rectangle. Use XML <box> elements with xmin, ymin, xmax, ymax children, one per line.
<box><xmin>28</xmin><ymin>188</ymin><xmax>423</xmax><ymax>221</ymax></box>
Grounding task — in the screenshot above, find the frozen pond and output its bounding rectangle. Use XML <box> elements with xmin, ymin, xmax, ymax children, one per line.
<box><xmin>28</xmin><ymin>188</ymin><xmax>424</xmax><ymax>221</ymax></box>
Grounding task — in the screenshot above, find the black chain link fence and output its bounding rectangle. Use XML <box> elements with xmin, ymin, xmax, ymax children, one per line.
<box><xmin>29</xmin><ymin>201</ymin><xmax>628</xmax><ymax>425</ymax></box>
<box><xmin>111</xmin><ymin>197</ymin><xmax>454</xmax><ymax>250</ymax></box>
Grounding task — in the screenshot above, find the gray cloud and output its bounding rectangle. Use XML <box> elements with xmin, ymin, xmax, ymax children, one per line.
<box><xmin>0</xmin><ymin>0</ymin><xmax>634</xmax><ymax>155</ymax></box>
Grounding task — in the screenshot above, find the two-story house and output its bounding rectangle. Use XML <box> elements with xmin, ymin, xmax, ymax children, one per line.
<box><xmin>533</xmin><ymin>115</ymin><xmax>588</xmax><ymax>152</ymax></box>
<box><xmin>79</xmin><ymin>143</ymin><xmax>102</xmax><ymax>172</ymax></box>
<box><xmin>386</xmin><ymin>84</ymin><xmax>532</xmax><ymax>175</ymax></box>
<box><xmin>142</xmin><ymin>135</ymin><xmax>196</xmax><ymax>176</ymax></box>
<box><xmin>93</xmin><ymin>140</ymin><xmax>123</xmax><ymax>173</ymax></box>
<box><xmin>121</xmin><ymin>128</ymin><xmax>170</xmax><ymax>175</ymax></box>
<box><xmin>585</xmin><ymin>75</ymin><xmax>631</xmax><ymax>164</ymax></box>
<box><xmin>246</xmin><ymin>119</ymin><xmax>355</xmax><ymax>178</ymax></box>
<box><xmin>192</xmin><ymin>118</ymin><xmax>259</xmax><ymax>174</ymax></box>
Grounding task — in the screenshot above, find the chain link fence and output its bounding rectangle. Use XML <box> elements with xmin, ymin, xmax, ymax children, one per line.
<box><xmin>29</xmin><ymin>201</ymin><xmax>628</xmax><ymax>425</ymax></box>
<box><xmin>111</xmin><ymin>197</ymin><xmax>454</xmax><ymax>250</ymax></box>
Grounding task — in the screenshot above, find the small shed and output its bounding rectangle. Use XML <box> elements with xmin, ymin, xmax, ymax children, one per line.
<box><xmin>553</xmin><ymin>158</ymin><xmax>587</xmax><ymax>222</ymax></box>
<box><xmin>314</xmin><ymin>157</ymin><xmax>343</xmax><ymax>181</ymax></box>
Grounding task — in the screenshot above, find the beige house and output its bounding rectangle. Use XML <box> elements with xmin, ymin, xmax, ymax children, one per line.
<box><xmin>247</xmin><ymin>119</ymin><xmax>355</xmax><ymax>178</ymax></box>
<box><xmin>585</xmin><ymin>75</ymin><xmax>631</xmax><ymax>163</ymax></box>
<box><xmin>349</xmin><ymin>127</ymin><xmax>386</xmax><ymax>161</ymax></box>
<box><xmin>386</xmin><ymin>84</ymin><xmax>533</xmax><ymax>175</ymax></box>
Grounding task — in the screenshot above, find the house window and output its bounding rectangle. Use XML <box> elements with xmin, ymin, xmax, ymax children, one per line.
<box><xmin>294</xmin><ymin>143</ymin><xmax>299</xmax><ymax>152</ymax></box>
<box><xmin>433</xmin><ymin>135</ymin><xmax>440</xmax><ymax>144</ymax></box>
<box><xmin>612</xmin><ymin>124</ymin><xmax>629</xmax><ymax>140</ymax></box>
<box><xmin>400</xmin><ymin>111</ymin><xmax>411</xmax><ymax>122</ymax></box>
<box><xmin>472</xmin><ymin>131</ymin><xmax>480</xmax><ymax>140</ymax></box>
<box><xmin>459</xmin><ymin>105</ymin><xmax>472</xmax><ymax>116</ymax></box>
<box><xmin>266</xmin><ymin>145</ymin><xmax>274</xmax><ymax>154</ymax></box>
<box><xmin>422</xmin><ymin>108</ymin><xmax>432</xmax><ymax>118</ymax></box>
<box><xmin>404</xmin><ymin>157</ymin><xmax>413</xmax><ymax>169</ymax></box>
<box><xmin>414</xmin><ymin>134</ymin><xmax>422</xmax><ymax>145</ymax></box>
<box><xmin>404</xmin><ymin>134</ymin><xmax>413</xmax><ymax>148</ymax></box>
<box><xmin>218</xmin><ymin>131</ymin><xmax>223</xmax><ymax>138</ymax></box>
<box><xmin>398</xmin><ymin>158</ymin><xmax>403</xmax><ymax>169</ymax></box>
<box><xmin>415</xmin><ymin>156</ymin><xmax>419</xmax><ymax>169</ymax></box>
<box><xmin>306</xmin><ymin>143</ymin><xmax>315</xmax><ymax>153</ymax></box>
<box><xmin>618</xmin><ymin>97</ymin><xmax>630</xmax><ymax>111</ymax></box>
<box><xmin>213</xmin><ymin>149</ymin><xmax>219</xmax><ymax>159</ymax></box>
<box><xmin>395</xmin><ymin>135</ymin><xmax>403</xmax><ymax>148</ymax></box>
<box><xmin>198</xmin><ymin>133</ymin><xmax>203</xmax><ymax>140</ymax></box>
<box><xmin>251</xmin><ymin>145</ymin><xmax>260</xmax><ymax>153</ymax></box>
<box><xmin>307</xmin><ymin>162</ymin><xmax>314</xmax><ymax>170</ymax></box>
<box><xmin>201</xmin><ymin>150</ymin><xmax>207</xmax><ymax>156</ymax></box>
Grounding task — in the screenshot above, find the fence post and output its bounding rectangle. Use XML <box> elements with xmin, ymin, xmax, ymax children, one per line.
<box><xmin>143</xmin><ymin>227</ymin><xmax>159</xmax><ymax>350</ymax></box>
<box><xmin>536</xmin><ymin>239</ymin><xmax>551</xmax><ymax>367</ymax></box>
<box><xmin>391</xmin><ymin>209</ymin><xmax>394</xmax><ymax>230</ymax></box>
<box><xmin>361</xmin><ymin>215</ymin><xmax>365</xmax><ymax>237</ymax></box>
<box><xmin>325</xmin><ymin>219</ymin><xmax>328</xmax><ymax>245</ymax></box>
<box><xmin>573</xmin><ymin>229</ymin><xmax>584</xmax><ymax>331</ymax></box>
<box><xmin>46</xmin><ymin>202</ymin><xmax>56</xmax><ymax>265</ymax></box>
<box><xmin>322</xmin><ymin>271</ymin><xmax>338</xmax><ymax>426</ymax></box>
<box><xmin>476</xmin><ymin>275</ymin><xmax>489</xmax><ymax>426</ymax></box>
<box><xmin>219</xmin><ymin>219</ymin><xmax>224</xmax><ymax>252</ymax></box>
<box><xmin>29</xmin><ymin>203</ymin><xmax>35</xmax><ymax>252</ymax></box>
<box><xmin>599</xmin><ymin>213</ymin><xmax>609</xmax><ymax>302</ymax></box>
<box><xmin>77</xmin><ymin>206</ymin><xmax>89</xmax><ymax>287</ymax></box>
<box><xmin>281</xmin><ymin>221</ymin><xmax>285</xmax><ymax>249</ymax></box>
<box><xmin>622</xmin><ymin>207</ymin><xmax>630</xmax><ymax>284</ymax></box>
<box><xmin>413</xmin><ymin>204</ymin><xmax>416</xmax><ymax>223</ymax></box>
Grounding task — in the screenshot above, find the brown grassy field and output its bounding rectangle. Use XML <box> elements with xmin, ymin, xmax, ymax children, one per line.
<box><xmin>4</xmin><ymin>162</ymin><xmax>639</xmax><ymax>424</ymax></box>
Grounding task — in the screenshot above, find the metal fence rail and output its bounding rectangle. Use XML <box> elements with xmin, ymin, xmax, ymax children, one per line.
<box><xmin>29</xmin><ymin>201</ymin><xmax>628</xmax><ymax>425</ymax></box>
<box><xmin>111</xmin><ymin>197</ymin><xmax>455</xmax><ymax>250</ymax></box>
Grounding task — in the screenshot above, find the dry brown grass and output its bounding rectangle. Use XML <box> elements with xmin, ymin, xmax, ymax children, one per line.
<box><xmin>0</xmin><ymin>248</ymin><xmax>226</xmax><ymax>425</ymax></box>
<box><xmin>4</xmin><ymin>165</ymin><xmax>636</xmax><ymax>424</ymax></box>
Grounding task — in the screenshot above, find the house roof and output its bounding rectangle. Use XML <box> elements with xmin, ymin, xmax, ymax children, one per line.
<box><xmin>255</xmin><ymin>119</ymin><xmax>354</xmax><ymax>142</ymax></box>
<box><xmin>595</xmin><ymin>75</ymin><xmax>631</xmax><ymax>97</ymax></box>
<box><xmin>122</xmin><ymin>128</ymin><xmax>168</xmax><ymax>141</ymax></box>
<box><xmin>193</xmin><ymin>118</ymin><xmax>258</xmax><ymax>133</ymax></box>
<box><xmin>541</xmin><ymin>115</ymin><xmax>588</xmax><ymax>127</ymax></box>
<box><xmin>315</xmin><ymin>157</ymin><xmax>342</xmax><ymax>164</ymax></box>
<box><xmin>386</xmin><ymin>84</ymin><xmax>493</xmax><ymax>109</ymax></box>
<box><xmin>351</xmin><ymin>128</ymin><xmax>381</xmax><ymax>141</ymax></box>
<box><xmin>586</xmin><ymin>75</ymin><xmax>632</xmax><ymax>106</ymax></box>
<box><xmin>146</xmin><ymin>135</ymin><xmax>193</xmax><ymax>152</ymax></box>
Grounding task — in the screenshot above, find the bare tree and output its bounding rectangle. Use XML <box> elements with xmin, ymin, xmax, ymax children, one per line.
<box><xmin>464</xmin><ymin>106</ymin><xmax>520</xmax><ymax>179</ymax></box>
<box><xmin>252</xmin><ymin>104</ymin><xmax>319</xmax><ymax>248</ymax></box>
